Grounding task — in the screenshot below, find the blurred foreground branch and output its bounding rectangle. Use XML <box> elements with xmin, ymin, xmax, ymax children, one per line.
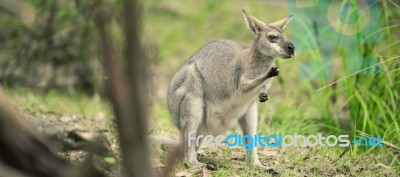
<box><xmin>95</xmin><ymin>0</ymin><xmax>152</xmax><ymax>176</ymax></box>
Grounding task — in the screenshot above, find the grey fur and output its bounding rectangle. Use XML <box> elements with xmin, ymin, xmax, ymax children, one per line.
<box><xmin>167</xmin><ymin>10</ymin><xmax>294</xmax><ymax>172</ymax></box>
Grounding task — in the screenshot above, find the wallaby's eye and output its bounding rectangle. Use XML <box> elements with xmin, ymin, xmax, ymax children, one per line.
<box><xmin>268</xmin><ymin>35</ymin><xmax>278</xmax><ymax>42</ymax></box>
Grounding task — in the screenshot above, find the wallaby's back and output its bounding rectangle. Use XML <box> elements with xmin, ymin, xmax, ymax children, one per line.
<box><xmin>167</xmin><ymin>39</ymin><xmax>247</xmax><ymax>129</ymax></box>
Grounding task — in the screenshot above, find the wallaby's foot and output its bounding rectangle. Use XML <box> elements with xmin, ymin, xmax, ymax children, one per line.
<box><xmin>259</xmin><ymin>92</ymin><xmax>268</xmax><ymax>102</ymax></box>
<box><xmin>267</xmin><ymin>67</ymin><xmax>280</xmax><ymax>78</ymax></box>
<box><xmin>250</xmin><ymin>160</ymin><xmax>279</xmax><ymax>175</ymax></box>
<box><xmin>185</xmin><ymin>159</ymin><xmax>205</xmax><ymax>169</ymax></box>
<box><xmin>184</xmin><ymin>151</ymin><xmax>205</xmax><ymax>169</ymax></box>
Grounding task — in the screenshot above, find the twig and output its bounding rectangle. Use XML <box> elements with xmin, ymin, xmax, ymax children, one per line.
<box><xmin>357</xmin><ymin>130</ymin><xmax>400</xmax><ymax>151</ymax></box>
<box><xmin>333</xmin><ymin>147</ymin><xmax>350</xmax><ymax>163</ymax></box>
<box><xmin>316</xmin><ymin>56</ymin><xmax>400</xmax><ymax>92</ymax></box>
<box><xmin>388</xmin><ymin>0</ymin><xmax>400</xmax><ymax>8</ymax></box>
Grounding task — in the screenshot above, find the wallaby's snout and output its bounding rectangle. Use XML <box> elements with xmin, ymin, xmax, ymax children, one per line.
<box><xmin>283</xmin><ymin>42</ymin><xmax>295</xmax><ymax>59</ymax></box>
<box><xmin>287</xmin><ymin>43</ymin><xmax>295</xmax><ymax>54</ymax></box>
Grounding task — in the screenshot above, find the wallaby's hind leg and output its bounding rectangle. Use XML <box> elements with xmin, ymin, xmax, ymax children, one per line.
<box><xmin>239</xmin><ymin>102</ymin><xmax>278</xmax><ymax>174</ymax></box>
<box><xmin>180</xmin><ymin>96</ymin><xmax>204</xmax><ymax>168</ymax></box>
<box><xmin>239</xmin><ymin>102</ymin><xmax>262</xmax><ymax>165</ymax></box>
<box><xmin>195</xmin><ymin>138</ymin><xmax>203</xmax><ymax>152</ymax></box>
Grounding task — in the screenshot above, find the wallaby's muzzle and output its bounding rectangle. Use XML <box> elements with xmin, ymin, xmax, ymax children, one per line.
<box><xmin>283</xmin><ymin>42</ymin><xmax>295</xmax><ymax>59</ymax></box>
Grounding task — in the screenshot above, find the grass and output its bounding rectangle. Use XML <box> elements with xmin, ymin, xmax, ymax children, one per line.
<box><xmin>2</xmin><ymin>0</ymin><xmax>400</xmax><ymax>176</ymax></box>
<box><xmin>3</xmin><ymin>87</ymin><xmax>112</xmax><ymax>118</ymax></box>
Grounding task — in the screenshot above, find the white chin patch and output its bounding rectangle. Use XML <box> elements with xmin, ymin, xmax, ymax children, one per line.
<box><xmin>271</xmin><ymin>43</ymin><xmax>282</xmax><ymax>55</ymax></box>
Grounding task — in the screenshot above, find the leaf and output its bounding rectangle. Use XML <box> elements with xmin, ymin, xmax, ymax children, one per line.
<box><xmin>57</xmin><ymin>8</ymin><xmax>69</xmax><ymax>18</ymax></box>
<box><xmin>103</xmin><ymin>157</ymin><xmax>116</xmax><ymax>165</ymax></box>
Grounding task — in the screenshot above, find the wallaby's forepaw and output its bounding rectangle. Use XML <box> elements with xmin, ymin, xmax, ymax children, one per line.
<box><xmin>259</xmin><ymin>92</ymin><xmax>268</xmax><ymax>102</ymax></box>
<box><xmin>267</xmin><ymin>67</ymin><xmax>280</xmax><ymax>78</ymax></box>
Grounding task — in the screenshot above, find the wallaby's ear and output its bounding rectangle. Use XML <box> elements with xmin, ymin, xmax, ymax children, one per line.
<box><xmin>269</xmin><ymin>15</ymin><xmax>293</xmax><ymax>30</ymax></box>
<box><xmin>242</xmin><ymin>9</ymin><xmax>266</xmax><ymax>34</ymax></box>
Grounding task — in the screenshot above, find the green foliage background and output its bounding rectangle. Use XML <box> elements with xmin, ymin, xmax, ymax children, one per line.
<box><xmin>0</xmin><ymin>0</ymin><xmax>399</xmax><ymax>175</ymax></box>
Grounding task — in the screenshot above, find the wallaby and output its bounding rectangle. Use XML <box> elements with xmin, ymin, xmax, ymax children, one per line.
<box><xmin>167</xmin><ymin>10</ymin><xmax>294</xmax><ymax>172</ymax></box>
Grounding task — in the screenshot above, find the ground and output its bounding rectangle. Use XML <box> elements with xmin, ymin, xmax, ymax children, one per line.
<box><xmin>1</xmin><ymin>0</ymin><xmax>399</xmax><ymax>176</ymax></box>
<box><xmin>3</xmin><ymin>88</ymin><xmax>398</xmax><ymax>177</ymax></box>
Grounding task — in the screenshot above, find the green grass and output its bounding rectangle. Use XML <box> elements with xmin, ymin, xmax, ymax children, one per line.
<box><xmin>2</xmin><ymin>0</ymin><xmax>400</xmax><ymax>176</ymax></box>
<box><xmin>4</xmin><ymin>87</ymin><xmax>112</xmax><ymax>118</ymax></box>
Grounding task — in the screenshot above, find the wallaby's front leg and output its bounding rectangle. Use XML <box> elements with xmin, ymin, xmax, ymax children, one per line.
<box><xmin>239</xmin><ymin>67</ymin><xmax>279</xmax><ymax>93</ymax></box>
<box><xmin>259</xmin><ymin>77</ymin><xmax>275</xmax><ymax>102</ymax></box>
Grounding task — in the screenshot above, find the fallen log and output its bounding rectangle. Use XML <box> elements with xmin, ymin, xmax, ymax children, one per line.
<box><xmin>0</xmin><ymin>92</ymin><xmax>107</xmax><ymax>177</ymax></box>
<box><xmin>26</xmin><ymin>115</ymin><xmax>112</xmax><ymax>154</ymax></box>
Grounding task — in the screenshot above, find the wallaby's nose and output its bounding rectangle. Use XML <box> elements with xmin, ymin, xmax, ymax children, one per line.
<box><xmin>287</xmin><ymin>43</ymin><xmax>295</xmax><ymax>53</ymax></box>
